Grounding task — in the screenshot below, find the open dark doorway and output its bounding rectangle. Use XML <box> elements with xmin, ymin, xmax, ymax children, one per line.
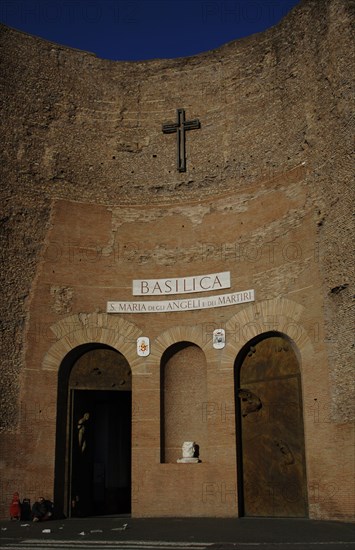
<box><xmin>235</xmin><ymin>332</ymin><xmax>308</xmax><ymax>518</ymax></box>
<box><xmin>70</xmin><ymin>389</ymin><xmax>131</xmax><ymax>517</ymax></box>
<box><xmin>54</xmin><ymin>345</ymin><xmax>132</xmax><ymax>518</ymax></box>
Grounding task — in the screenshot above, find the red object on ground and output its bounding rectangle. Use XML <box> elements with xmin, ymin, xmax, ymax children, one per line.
<box><xmin>9</xmin><ymin>492</ymin><xmax>21</xmax><ymax>520</ymax></box>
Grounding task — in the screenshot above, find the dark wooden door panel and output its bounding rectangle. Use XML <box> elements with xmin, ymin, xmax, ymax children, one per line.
<box><xmin>239</xmin><ymin>336</ymin><xmax>308</xmax><ymax>517</ymax></box>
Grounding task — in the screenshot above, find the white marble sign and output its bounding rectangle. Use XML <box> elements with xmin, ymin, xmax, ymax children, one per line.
<box><xmin>133</xmin><ymin>271</ymin><xmax>230</xmax><ymax>296</ymax></box>
<box><xmin>107</xmin><ymin>289</ymin><xmax>254</xmax><ymax>314</ymax></box>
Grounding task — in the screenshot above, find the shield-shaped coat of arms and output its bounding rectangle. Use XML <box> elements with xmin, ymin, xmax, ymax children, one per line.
<box><xmin>213</xmin><ymin>328</ymin><xmax>225</xmax><ymax>349</ymax></box>
<box><xmin>137</xmin><ymin>337</ymin><xmax>150</xmax><ymax>356</ymax></box>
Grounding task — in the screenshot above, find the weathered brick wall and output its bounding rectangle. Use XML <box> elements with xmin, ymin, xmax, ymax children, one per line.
<box><xmin>0</xmin><ymin>0</ymin><xmax>353</xmax><ymax>520</ymax></box>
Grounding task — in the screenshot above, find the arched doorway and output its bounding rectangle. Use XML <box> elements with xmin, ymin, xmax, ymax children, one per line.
<box><xmin>235</xmin><ymin>332</ymin><xmax>308</xmax><ymax>517</ymax></box>
<box><xmin>55</xmin><ymin>344</ymin><xmax>131</xmax><ymax>517</ymax></box>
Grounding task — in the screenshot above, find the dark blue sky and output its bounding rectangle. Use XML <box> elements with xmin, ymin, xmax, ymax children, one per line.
<box><xmin>0</xmin><ymin>0</ymin><xmax>300</xmax><ymax>61</ymax></box>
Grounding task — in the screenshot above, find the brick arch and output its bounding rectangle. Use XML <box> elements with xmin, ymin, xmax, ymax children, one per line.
<box><xmin>219</xmin><ymin>297</ymin><xmax>314</xmax><ymax>373</ymax></box>
<box><xmin>41</xmin><ymin>312</ymin><xmax>142</xmax><ymax>372</ymax></box>
<box><xmin>231</xmin><ymin>300</ymin><xmax>311</xmax><ymax>518</ymax></box>
<box><xmin>146</xmin><ymin>324</ymin><xmax>208</xmax><ymax>368</ymax></box>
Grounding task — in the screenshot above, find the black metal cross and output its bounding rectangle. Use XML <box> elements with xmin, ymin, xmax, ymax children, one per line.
<box><xmin>162</xmin><ymin>108</ymin><xmax>201</xmax><ymax>172</ymax></box>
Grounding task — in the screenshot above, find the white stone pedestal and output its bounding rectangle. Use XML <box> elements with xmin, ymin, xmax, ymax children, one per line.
<box><xmin>176</xmin><ymin>441</ymin><xmax>200</xmax><ymax>463</ymax></box>
<box><xmin>177</xmin><ymin>457</ymin><xmax>200</xmax><ymax>463</ymax></box>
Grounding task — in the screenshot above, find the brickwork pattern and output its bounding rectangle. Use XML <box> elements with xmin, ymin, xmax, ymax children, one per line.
<box><xmin>0</xmin><ymin>0</ymin><xmax>353</xmax><ymax>521</ymax></box>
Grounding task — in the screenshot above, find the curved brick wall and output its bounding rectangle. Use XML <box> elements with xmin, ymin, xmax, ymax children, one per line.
<box><xmin>0</xmin><ymin>0</ymin><xmax>353</xmax><ymax>520</ymax></box>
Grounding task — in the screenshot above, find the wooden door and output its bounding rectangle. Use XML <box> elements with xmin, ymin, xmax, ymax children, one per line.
<box><xmin>237</xmin><ymin>335</ymin><xmax>308</xmax><ymax>517</ymax></box>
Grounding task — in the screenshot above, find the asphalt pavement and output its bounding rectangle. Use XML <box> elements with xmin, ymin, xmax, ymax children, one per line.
<box><xmin>0</xmin><ymin>516</ymin><xmax>355</xmax><ymax>549</ymax></box>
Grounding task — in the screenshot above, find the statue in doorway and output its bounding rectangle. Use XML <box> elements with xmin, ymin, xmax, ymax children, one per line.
<box><xmin>77</xmin><ymin>412</ymin><xmax>90</xmax><ymax>453</ymax></box>
<box><xmin>182</xmin><ymin>441</ymin><xmax>195</xmax><ymax>458</ymax></box>
<box><xmin>177</xmin><ymin>441</ymin><xmax>200</xmax><ymax>463</ymax></box>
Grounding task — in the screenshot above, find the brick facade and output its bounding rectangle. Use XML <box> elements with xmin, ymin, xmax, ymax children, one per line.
<box><xmin>0</xmin><ymin>0</ymin><xmax>353</xmax><ymax>521</ymax></box>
